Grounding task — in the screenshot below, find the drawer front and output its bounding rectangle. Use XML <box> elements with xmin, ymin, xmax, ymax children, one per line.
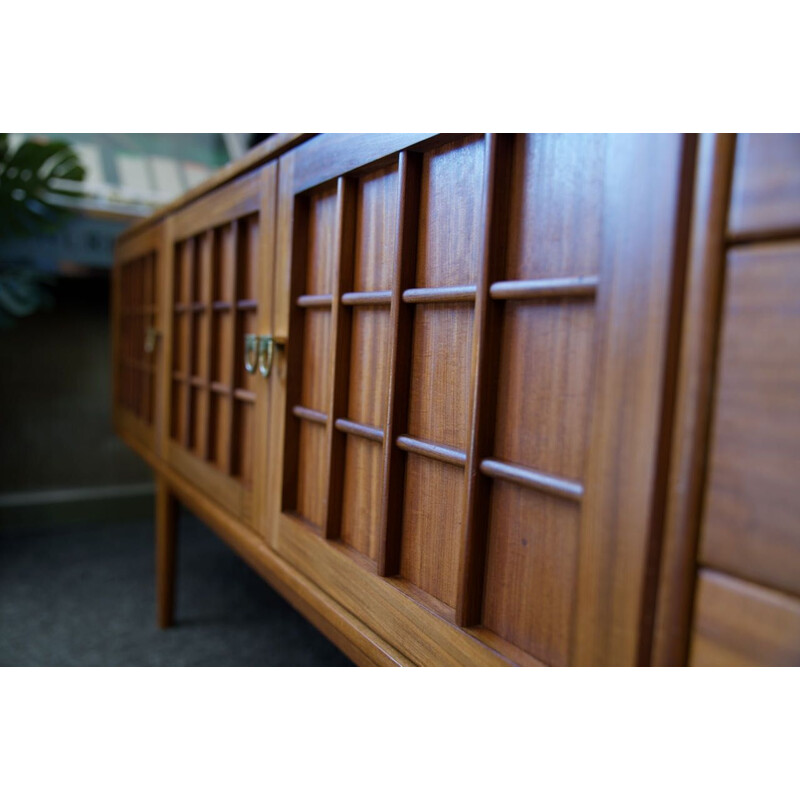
<box><xmin>268</xmin><ymin>133</ymin><xmax>692</xmax><ymax>665</ymax></box>
<box><xmin>163</xmin><ymin>165</ymin><xmax>277</xmax><ymax>526</ymax></box>
<box><xmin>700</xmin><ymin>242</ymin><xmax>800</xmax><ymax>596</ymax></box>
<box><xmin>729</xmin><ymin>133</ymin><xmax>800</xmax><ymax>238</ymax></box>
<box><xmin>690</xmin><ymin>570</ymin><xmax>800</xmax><ymax>666</ymax></box>
<box><xmin>113</xmin><ymin>223</ymin><xmax>166</xmax><ymax>455</ymax></box>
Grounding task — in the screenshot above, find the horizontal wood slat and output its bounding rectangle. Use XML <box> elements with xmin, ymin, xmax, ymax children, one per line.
<box><xmin>335</xmin><ymin>418</ymin><xmax>384</xmax><ymax>442</ymax></box>
<box><xmin>341</xmin><ymin>290</ymin><xmax>393</xmax><ymax>306</ymax></box>
<box><xmin>292</xmin><ymin>405</ymin><xmax>328</xmax><ymax>425</ymax></box>
<box><xmin>297</xmin><ymin>293</ymin><xmax>334</xmax><ymax>308</ymax></box>
<box><xmin>402</xmin><ymin>285</ymin><xmax>477</xmax><ymax>304</ymax></box>
<box><xmin>489</xmin><ymin>276</ymin><xmax>599</xmax><ymax>300</ymax></box>
<box><xmin>396</xmin><ymin>435</ymin><xmax>467</xmax><ymax>467</ymax></box>
<box><xmin>480</xmin><ymin>458</ymin><xmax>584</xmax><ymax>501</ymax></box>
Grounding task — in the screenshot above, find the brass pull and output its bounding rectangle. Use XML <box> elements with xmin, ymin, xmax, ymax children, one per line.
<box><xmin>244</xmin><ymin>334</ymin><xmax>258</xmax><ymax>374</ymax></box>
<box><xmin>144</xmin><ymin>326</ymin><xmax>159</xmax><ymax>354</ymax></box>
<box><xmin>257</xmin><ymin>335</ymin><xmax>274</xmax><ymax>378</ymax></box>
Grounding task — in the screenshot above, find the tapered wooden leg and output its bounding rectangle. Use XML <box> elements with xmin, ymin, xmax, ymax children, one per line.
<box><xmin>155</xmin><ymin>476</ymin><xmax>178</xmax><ymax>629</ymax></box>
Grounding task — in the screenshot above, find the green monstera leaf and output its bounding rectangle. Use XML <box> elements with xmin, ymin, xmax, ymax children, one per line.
<box><xmin>0</xmin><ymin>134</ymin><xmax>86</xmax><ymax>326</ymax></box>
<box><xmin>0</xmin><ymin>133</ymin><xmax>86</xmax><ymax>239</ymax></box>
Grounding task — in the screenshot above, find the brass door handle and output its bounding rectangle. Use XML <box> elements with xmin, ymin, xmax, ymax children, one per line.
<box><xmin>257</xmin><ymin>335</ymin><xmax>274</xmax><ymax>378</ymax></box>
<box><xmin>144</xmin><ymin>326</ymin><xmax>160</xmax><ymax>354</ymax></box>
<box><xmin>244</xmin><ymin>334</ymin><xmax>258</xmax><ymax>374</ymax></box>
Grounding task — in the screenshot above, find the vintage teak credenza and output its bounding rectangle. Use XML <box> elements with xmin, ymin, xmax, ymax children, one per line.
<box><xmin>112</xmin><ymin>133</ymin><xmax>800</xmax><ymax>666</ymax></box>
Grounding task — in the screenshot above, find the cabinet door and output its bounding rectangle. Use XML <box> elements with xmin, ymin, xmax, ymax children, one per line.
<box><xmin>266</xmin><ymin>134</ymin><xmax>692</xmax><ymax>665</ymax></box>
<box><xmin>113</xmin><ymin>223</ymin><xmax>166</xmax><ymax>457</ymax></box>
<box><xmin>164</xmin><ymin>164</ymin><xmax>277</xmax><ymax>527</ymax></box>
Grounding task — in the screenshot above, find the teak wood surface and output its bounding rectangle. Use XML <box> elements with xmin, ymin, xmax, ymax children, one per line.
<box><xmin>111</xmin><ymin>133</ymin><xmax>800</xmax><ymax>666</ymax></box>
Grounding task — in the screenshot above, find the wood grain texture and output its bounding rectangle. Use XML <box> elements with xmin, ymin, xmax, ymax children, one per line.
<box><xmin>406</xmin><ymin>304</ymin><xmax>473</xmax><ymax>450</ymax></box>
<box><xmin>354</xmin><ymin>163</ymin><xmax>398</xmax><ymax>292</ymax></box>
<box><xmin>399</xmin><ymin>454</ymin><xmax>463</xmax><ymax>608</ymax></box>
<box><xmin>690</xmin><ymin>569</ymin><xmax>800</xmax><ymax>666</ymax></box>
<box><xmin>482</xmin><ymin>482</ymin><xmax>580</xmax><ymax>666</ymax></box>
<box><xmin>700</xmin><ymin>242</ymin><xmax>800</xmax><ymax>596</ymax></box>
<box><xmin>728</xmin><ymin>133</ymin><xmax>800</xmax><ymax>239</ymax></box>
<box><xmin>299</xmin><ymin>309</ymin><xmax>332</xmax><ymax>410</ymax></box>
<box><xmin>416</xmin><ymin>135</ymin><xmax>485</xmax><ymax>288</ymax></box>
<box><xmin>305</xmin><ymin>187</ymin><xmax>338</xmax><ymax>294</ymax></box>
<box><xmin>296</xmin><ymin>419</ymin><xmax>327</xmax><ymax>529</ymax></box>
<box><xmin>493</xmin><ymin>299</ymin><xmax>595</xmax><ymax>481</ymax></box>
<box><xmin>506</xmin><ymin>134</ymin><xmax>607</xmax><ymax>280</ymax></box>
<box><xmin>341</xmin><ymin>435</ymin><xmax>383</xmax><ymax>561</ymax></box>
<box><xmin>347</xmin><ymin>307</ymin><xmax>390</xmax><ymax>427</ymax></box>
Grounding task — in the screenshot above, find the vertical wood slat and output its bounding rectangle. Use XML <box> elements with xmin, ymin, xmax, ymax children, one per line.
<box><xmin>254</xmin><ymin>161</ymin><xmax>279</xmax><ymax>537</ymax></box>
<box><xmin>224</xmin><ymin>220</ymin><xmax>240</xmax><ymax>475</ymax></box>
<box><xmin>181</xmin><ymin>238</ymin><xmax>196</xmax><ymax>449</ymax></box>
<box><xmin>145</xmin><ymin>254</ymin><xmax>155</xmax><ymax>424</ymax></box>
<box><xmin>197</xmin><ymin>231</ymin><xmax>214</xmax><ymax>460</ymax></box>
<box><xmin>323</xmin><ymin>178</ymin><xmax>358</xmax><ymax>539</ymax></box>
<box><xmin>281</xmin><ymin>191</ymin><xmax>310</xmax><ymax>513</ymax></box>
<box><xmin>456</xmin><ymin>134</ymin><xmax>514</xmax><ymax>626</ymax></box>
<box><xmin>158</xmin><ymin>218</ymin><xmax>174</xmax><ymax>458</ymax></box>
<box><xmin>378</xmin><ymin>151</ymin><xmax>423</xmax><ymax>576</ymax></box>
<box><xmin>231</xmin><ymin>220</ymin><xmax>247</xmax><ymax>477</ymax></box>
<box><xmin>571</xmin><ymin>134</ymin><xmax>694</xmax><ymax>666</ymax></box>
<box><xmin>651</xmin><ymin>134</ymin><xmax>737</xmax><ymax>665</ymax></box>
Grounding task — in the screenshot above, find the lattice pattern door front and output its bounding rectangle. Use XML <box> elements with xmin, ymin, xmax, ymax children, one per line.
<box><xmin>119</xmin><ymin>254</ymin><xmax>157</xmax><ymax>424</ymax></box>
<box><xmin>271</xmin><ymin>134</ymin><xmax>689</xmax><ymax>665</ymax></box>
<box><xmin>113</xmin><ymin>223</ymin><xmax>164</xmax><ymax>454</ymax></box>
<box><xmin>165</xmin><ymin>166</ymin><xmax>276</xmax><ymax>524</ymax></box>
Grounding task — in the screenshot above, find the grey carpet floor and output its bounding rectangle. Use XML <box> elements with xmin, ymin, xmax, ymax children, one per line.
<box><xmin>0</xmin><ymin>510</ymin><xmax>353</xmax><ymax>666</ymax></box>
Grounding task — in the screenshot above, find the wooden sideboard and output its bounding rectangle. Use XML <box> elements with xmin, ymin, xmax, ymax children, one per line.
<box><xmin>112</xmin><ymin>133</ymin><xmax>800</xmax><ymax>666</ymax></box>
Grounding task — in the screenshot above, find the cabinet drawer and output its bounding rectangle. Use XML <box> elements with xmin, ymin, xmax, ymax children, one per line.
<box><xmin>729</xmin><ymin>134</ymin><xmax>800</xmax><ymax>238</ymax></box>
<box><xmin>690</xmin><ymin>570</ymin><xmax>800</xmax><ymax>666</ymax></box>
<box><xmin>700</xmin><ymin>242</ymin><xmax>800</xmax><ymax>595</ymax></box>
